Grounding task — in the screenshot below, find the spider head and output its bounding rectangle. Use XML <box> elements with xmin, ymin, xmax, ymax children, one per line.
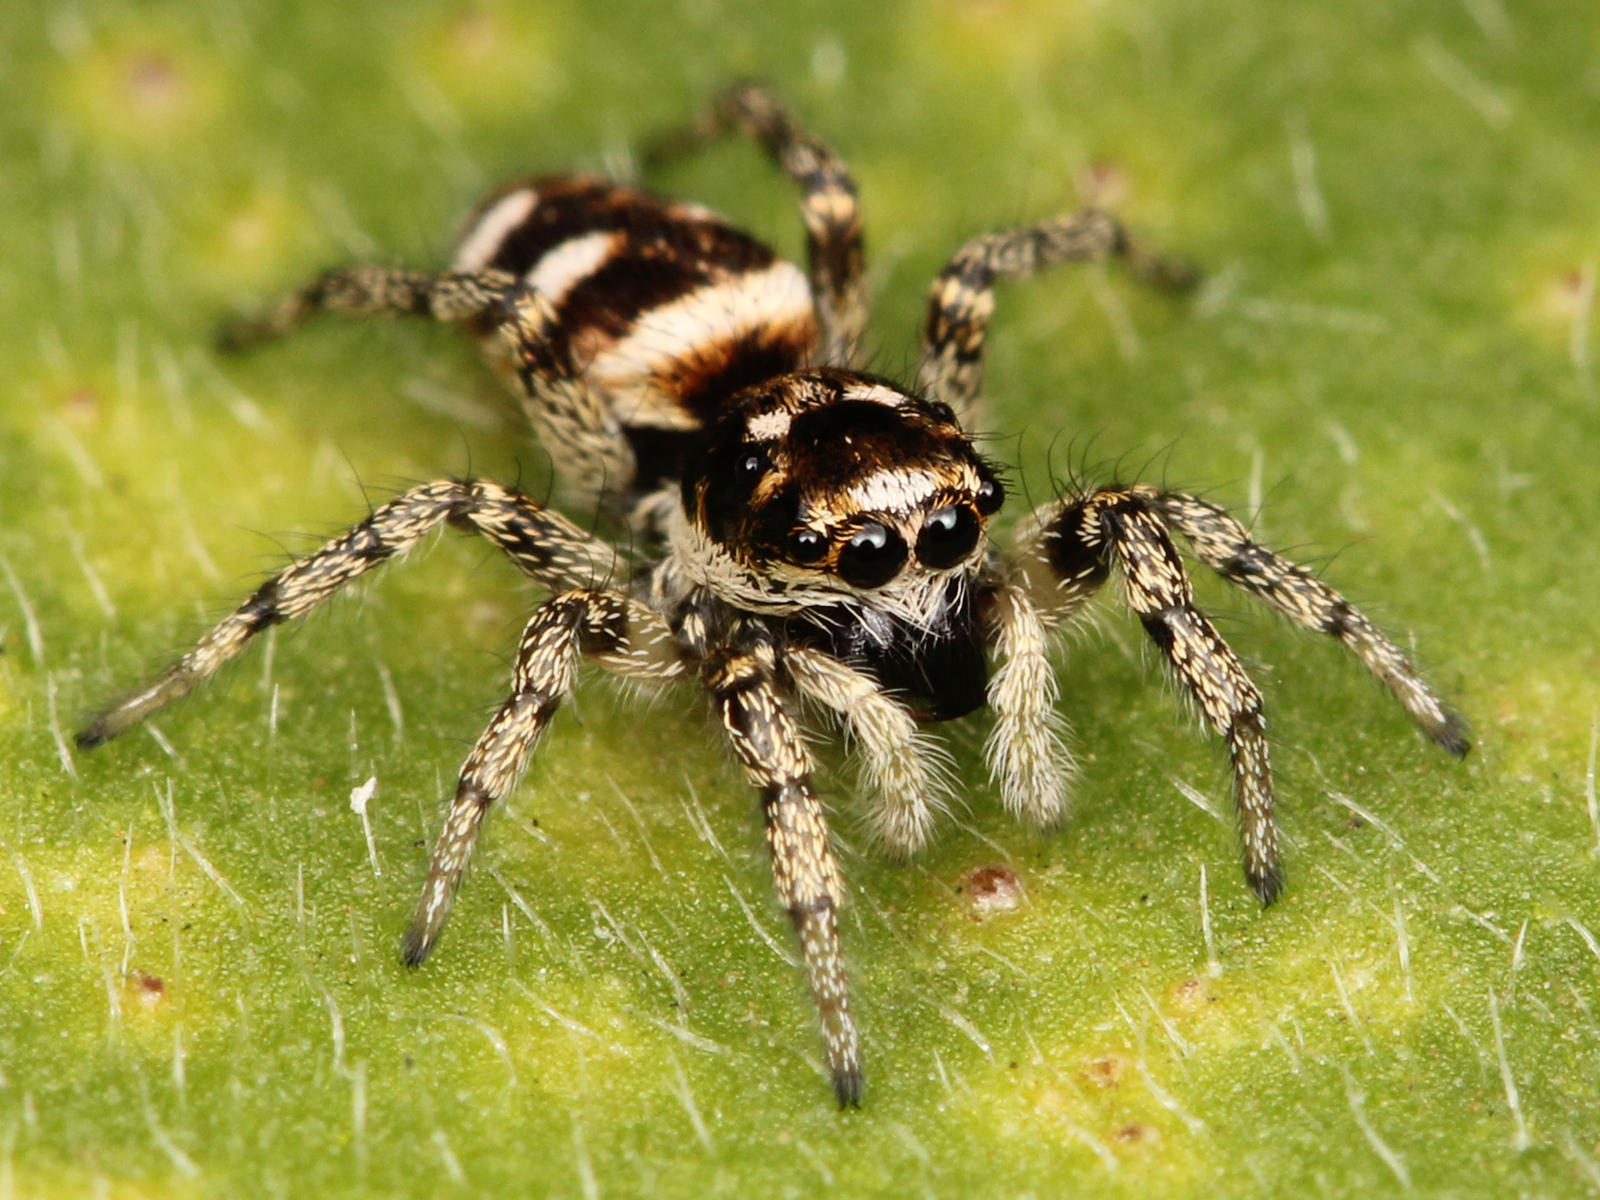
<box><xmin>678</xmin><ymin>369</ymin><xmax>1004</xmax><ymax>622</ymax></box>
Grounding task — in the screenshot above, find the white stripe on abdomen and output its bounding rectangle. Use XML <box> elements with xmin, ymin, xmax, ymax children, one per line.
<box><xmin>587</xmin><ymin>261</ymin><xmax>813</xmax><ymax>424</ymax></box>
<box><xmin>452</xmin><ymin>188</ymin><xmax>539</xmax><ymax>272</ymax></box>
<box><xmin>526</xmin><ymin>231</ymin><xmax>621</xmax><ymax>306</ymax></box>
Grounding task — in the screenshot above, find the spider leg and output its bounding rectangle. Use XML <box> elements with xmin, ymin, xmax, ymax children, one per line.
<box><xmin>645</xmin><ymin>82</ymin><xmax>866</xmax><ymax>368</ymax></box>
<box><xmin>403</xmin><ymin>588</ymin><xmax>683</xmax><ymax>965</ymax></box>
<box><xmin>491</xmin><ymin>286</ymin><xmax>636</xmax><ymax>510</ymax></box>
<box><xmin>76</xmin><ymin>480</ymin><xmax>621</xmax><ymax>748</ymax></box>
<box><xmin>784</xmin><ymin>644</ymin><xmax>951</xmax><ymax>857</ymax></box>
<box><xmin>217</xmin><ymin>266</ymin><xmax>519</xmax><ymax>352</ymax></box>
<box><xmin>1020</xmin><ymin>489</ymin><xmax>1281</xmax><ymax>903</ymax></box>
<box><xmin>1152</xmin><ymin>489</ymin><xmax>1470</xmax><ymax>755</ymax></box>
<box><xmin>917</xmin><ymin>213</ymin><xmax>1196</xmax><ymax>424</ymax></box>
<box><xmin>981</xmin><ymin>584</ymin><xmax>1076</xmax><ymax>828</ymax></box>
<box><xmin>704</xmin><ymin>636</ymin><xmax>861</xmax><ymax>1107</ymax></box>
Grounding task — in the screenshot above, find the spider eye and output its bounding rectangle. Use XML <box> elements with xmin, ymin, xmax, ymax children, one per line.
<box><xmin>737</xmin><ymin>448</ymin><xmax>769</xmax><ymax>480</ymax></box>
<box><xmin>788</xmin><ymin>527</ymin><xmax>828</xmax><ymax>564</ymax></box>
<box><xmin>974</xmin><ymin>473</ymin><xmax>1004</xmax><ymax>516</ymax></box>
<box><xmin>836</xmin><ymin>521</ymin><xmax>906</xmax><ymax>589</ymax></box>
<box><xmin>928</xmin><ymin>400</ymin><xmax>957</xmax><ymax>424</ymax></box>
<box><xmin>916</xmin><ymin>505</ymin><xmax>980</xmax><ymax>569</ymax></box>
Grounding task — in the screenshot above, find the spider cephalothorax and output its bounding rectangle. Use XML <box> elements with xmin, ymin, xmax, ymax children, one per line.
<box><xmin>78</xmin><ymin>84</ymin><xmax>1468</xmax><ymax>1107</ymax></box>
<box><xmin>676</xmin><ymin>368</ymin><xmax>1002</xmax><ymax>620</ymax></box>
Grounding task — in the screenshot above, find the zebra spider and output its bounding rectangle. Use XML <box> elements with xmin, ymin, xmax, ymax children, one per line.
<box><xmin>78</xmin><ymin>85</ymin><xmax>1469</xmax><ymax>1106</ymax></box>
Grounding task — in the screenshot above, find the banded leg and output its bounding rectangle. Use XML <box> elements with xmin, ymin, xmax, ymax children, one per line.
<box><xmin>981</xmin><ymin>584</ymin><xmax>1075</xmax><ymax>828</ymax></box>
<box><xmin>647</xmin><ymin>83</ymin><xmax>866</xmax><ymax>367</ymax></box>
<box><xmin>218</xmin><ymin>266</ymin><xmax>519</xmax><ymax>352</ymax></box>
<box><xmin>1152</xmin><ymin>489</ymin><xmax>1470</xmax><ymax>755</ymax></box>
<box><xmin>404</xmin><ymin>589</ymin><xmax>684</xmax><ymax>965</ymax></box>
<box><xmin>784</xmin><ymin>644</ymin><xmax>951</xmax><ymax>856</ymax></box>
<box><xmin>704</xmin><ymin>638</ymin><xmax>860</xmax><ymax>1107</ymax></box>
<box><xmin>76</xmin><ymin>480</ymin><xmax>621</xmax><ymax>748</ymax></box>
<box><xmin>1026</xmin><ymin>490</ymin><xmax>1281</xmax><ymax>903</ymax></box>
<box><xmin>917</xmin><ymin>212</ymin><xmax>1197</xmax><ymax>423</ymax></box>
<box><xmin>497</xmin><ymin>287</ymin><xmax>635</xmax><ymax>511</ymax></box>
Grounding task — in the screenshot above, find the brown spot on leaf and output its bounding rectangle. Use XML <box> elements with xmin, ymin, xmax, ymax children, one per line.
<box><xmin>961</xmin><ymin>863</ymin><xmax>1023</xmax><ymax>918</ymax></box>
<box><xmin>62</xmin><ymin>387</ymin><xmax>100</xmax><ymax>424</ymax></box>
<box><xmin>447</xmin><ymin>8</ymin><xmax>500</xmax><ymax>63</ymax></box>
<box><xmin>1539</xmin><ymin>268</ymin><xmax>1596</xmax><ymax>323</ymax></box>
<box><xmin>1075</xmin><ymin>159</ymin><xmax>1129</xmax><ymax>208</ymax></box>
<box><xmin>1114</xmin><ymin>1122</ymin><xmax>1158</xmax><ymax>1144</ymax></box>
<box><xmin>1083</xmin><ymin>1055</ymin><xmax>1123</xmax><ymax>1088</ymax></box>
<box><xmin>132</xmin><ymin>970</ymin><xmax>166</xmax><ymax>1009</ymax></box>
<box><xmin>134</xmin><ymin>845</ymin><xmax>166</xmax><ymax>874</ymax></box>
<box><xmin>1170</xmin><ymin>976</ymin><xmax>1215</xmax><ymax>1011</ymax></box>
<box><xmin>126</xmin><ymin>52</ymin><xmax>183</xmax><ymax>115</ymax></box>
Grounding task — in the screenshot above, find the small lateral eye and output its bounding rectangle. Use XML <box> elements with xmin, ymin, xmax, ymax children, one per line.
<box><xmin>928</xmin><ymin>400</ymin><xmax>957</xmax><ymax>424</ymax></box>
<box><xmin>737</xmin><ymin>448</ymin><xmax>768</xmax><ymax>479</ymax></box>
<box><xmin>836</xmin><ymin>521</ymin><xmax>907</xmax><ymax>589</ymax></box>
<box><xmin>975</xmin><ymin>472</ymin><xmax>1004</xmax><ymax>515</ymax></box>
<box><xmin>916</xmin><ymin>505</ymin><xmax>980</xmax><ymax>569</ymax></box>
<box><xmin>788</xmin><ymin>527</ymin><xmax>828</xmax><ymax>564</ymax></box>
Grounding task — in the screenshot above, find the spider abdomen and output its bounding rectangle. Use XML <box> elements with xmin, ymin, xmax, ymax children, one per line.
<box><xmin>453</xmin><ymin>175</ymin><xmax>818</xmax><ymax>492</ymax></box>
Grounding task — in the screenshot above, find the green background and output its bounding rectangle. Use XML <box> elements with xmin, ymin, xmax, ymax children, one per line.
<box><xmin>2</xmin><ymin>0</ymin><xmax>1599</xmax><ymax>1195</ymax></box>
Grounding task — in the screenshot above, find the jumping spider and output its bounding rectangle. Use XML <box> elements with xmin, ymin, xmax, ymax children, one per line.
<box><xmin>78</xmin><ymin>85</ymin><xmax>1468</xmax><ymax>1106</ymax></box>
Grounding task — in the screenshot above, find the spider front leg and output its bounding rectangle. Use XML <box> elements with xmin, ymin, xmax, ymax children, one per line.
<box><xmin>981</xmin><ymin>584</ymin><xmax>1076</xmax><ymax>829</ymax></box>
<box><xmin>783</xmin><ymin>644</ymin><xmax>951</xmax><ymax>856</ymax></box>
<box><xmin>404</xmin><ymin>589</ymin><xmax>684</xmax><ymax>964</ymax></box>
<box><xmin>1014</xmin><ymin>490</ymin><xmax>1282</xmax><ymax>902</ymax></box>
<box><xmin>917</xmin><ymin>212</ymin><xmax>1197</xmax><ymax>425</ymax></box>
<box><xmin>217</xmin><ymin>265</ymin><xmax>519</xmax><ymax>352</ymax></box>
<box><xmin>77</xmin><ymin>479</ymin><xmax>619</xmax><ymax>748</ymax></box>
<box><xmin>645</xmin><ymin>82</ymin><xmax>867</xmax><ymax>368</ymax></box>
<box><xmin>704</xmin><ymin>636</ymin><xmax>861</xmax><ymax>1107</ymax></box>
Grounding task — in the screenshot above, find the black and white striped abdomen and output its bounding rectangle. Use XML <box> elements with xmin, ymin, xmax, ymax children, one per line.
<box><xmin>453</xmin><ymin>175</ymin><xmax>818</xmax><ymax>438</ymax></box>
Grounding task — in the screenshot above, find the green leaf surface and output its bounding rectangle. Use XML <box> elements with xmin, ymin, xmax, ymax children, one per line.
<box><xmin>3</xmin><ymin>0</ymin><xmax>1599</xmax><ymax>1195</ymax></box>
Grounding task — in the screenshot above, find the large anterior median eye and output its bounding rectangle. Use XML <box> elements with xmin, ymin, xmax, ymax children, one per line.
<box><xmin>916</xmin><ymin>505</ymin><xmax>980</xmax><ymax>568</ymax></box>
<box><xmin>836</xmin><ymin>521</ymin><xmax>906</xmax><ymax>589</ymax></box>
